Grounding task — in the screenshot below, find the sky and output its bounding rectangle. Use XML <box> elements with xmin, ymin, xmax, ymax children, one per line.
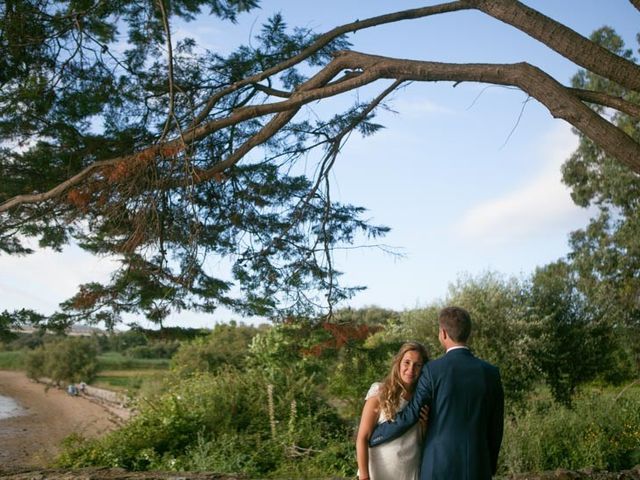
<box><xmin>1</xmin><ymin>1</ymin><xmax>638</xmax><ymax>328</ymax></box>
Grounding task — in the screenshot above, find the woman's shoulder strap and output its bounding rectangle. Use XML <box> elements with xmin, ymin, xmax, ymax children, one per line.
<box><xmin>365</xmin><ymin>382</ymin><xmax>382</xmax><ymax>400</ymax></box>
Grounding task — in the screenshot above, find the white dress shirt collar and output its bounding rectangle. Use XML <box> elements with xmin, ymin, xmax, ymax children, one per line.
<box><xmin>446</xmin><ymin>345</ymin><xmax>470</xmax><ymax>353</ymax></box>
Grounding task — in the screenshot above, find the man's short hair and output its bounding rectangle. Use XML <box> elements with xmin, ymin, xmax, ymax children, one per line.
<box><xmin>438</xmin><ymin>306</ymin><xmax>472</xmax><ymax>343</ymax></box>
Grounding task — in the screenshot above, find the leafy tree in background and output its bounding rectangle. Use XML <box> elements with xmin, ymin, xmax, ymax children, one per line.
<box><xmin>107</xmin><ymin>329</ymin><xmax>149</xmax><ymax>353</ymax></box>
<box><xmin>1</xmin><ymin>1</ymin><xmax>639</xmax><ymax>328</ymax></box>
<box><xmin>561</xmin><ymin>27</ymin><xmax>640</xmax><ymax>375</ymax></box>
<box><xmin>446</xmin><ymin>273</ymin><xmax>537</xmax><ymax>408</ymax></box>
<box><xmin>25</xmin><ymin>336</ymin><xmax>99</xmax><ymax>384</ymax></box>
<box><xmin>170</xmin><ymin>321</ymin><xmax>261</xmax><ymax>375</ymax></box>
<box><xmin>527</xmin><ymin>261</ymin><xmax>619</xmax><ymax>406</ymax></box>
<box><xmin>331</xmin><ymin>306</ymin><xmax>401</xmax><ymax>326</ymax></box>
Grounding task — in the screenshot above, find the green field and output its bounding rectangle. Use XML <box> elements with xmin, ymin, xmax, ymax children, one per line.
<box><xmin>0</xmin><ymin>350</ymin><xmax>169</xmax><ymax>395</ymax></box>
<box><xmin>93</xmin><ymin>353</ymin><xmax>169</xmax><ymax>393</ymax></box>
<box><xmin>92</xmin><ymin>369</ymin><xmax>168</xmax><ymax>392</ymax></box>
<box><xmin>97</xmin><ymin>352</ymin><xmax>170</xmax><ymax>370</ymax></box>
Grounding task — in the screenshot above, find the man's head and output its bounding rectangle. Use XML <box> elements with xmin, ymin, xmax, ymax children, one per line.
<box><xmin>438</xmin><ymin>306</ymin><xmax>472</xmax><ymax>347</ymax></box>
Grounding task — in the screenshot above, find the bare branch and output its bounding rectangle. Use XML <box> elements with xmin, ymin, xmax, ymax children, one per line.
<box><xmin>468</xmin><ymin>0</ymin><xmax>640</xmax><ymax>92</ymax></box>
<box><xmin>338</xmin><ymin>51</ymin><xmax>640</xmax><ymax>173</ymax></box>
<box><xmin>188</xmin><ymin>1</ymin><xmax>471</xmax><ymax>128</ymax></box>
<box><xmin>570</xmin><ymin>88</ymin><xmax>640</xmax><ymax>118</ymax></box>
<box><xmin>630</xmin><ymin>0</ymin><xmax>640</xmax><ymax>13</ymax></box>
<box><xmin>0</xmin><ymin>154</ymin><xmax>132</xmax><ymax>213</ymax></box>
<box><xmin>157</xmin><ymin>0</ymin><xmax>176</xmax><ymax>140</ymax></box>
<box><xmin>251</xmin><ymin>83</ymin><xmax>292</xmax><ymax>98</ymax></box>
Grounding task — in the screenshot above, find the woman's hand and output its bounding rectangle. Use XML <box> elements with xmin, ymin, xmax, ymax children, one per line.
<box><xmin>419</xmin><ymin>404</ymin><xmax>429</xmax><ymax>436</ymax></box>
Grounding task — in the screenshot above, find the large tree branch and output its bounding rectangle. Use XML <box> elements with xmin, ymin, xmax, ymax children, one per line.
<box><xmin>630</xmin><ymin>0</ymin><xmax>640</xmax><ymax>13</ymax></box>
<box><xmin>188</xmin><ymin>1</ymin><xmax>471</xmax><ymax>128</ymax></box>
<box><xmin>0</xmin><ymin>60</ymin><xmax>358</xmax><ymax>213</ymax></box>
<box><xmin>570</xmin><ymin>88</ymin><xmax>640</xmax><ymax>119</ymax></box>
<box><xmin>338</xmin><ymin>51</ymin><xmax>640</xmax><ymax>173</ymax></box>
<box><xmin>467</xmin><ymin>0</ymin><xmax>640</xmax><ymax>92</ymax></box>
<box><xmin>2</xmin><ymin>53</ymin><xmax>640</xmax><ymax>214</ymax></box>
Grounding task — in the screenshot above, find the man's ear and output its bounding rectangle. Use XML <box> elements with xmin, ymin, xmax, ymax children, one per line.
<box><xmin>439</xmin><ymin>327</ymin><xmax>447</xmax><ymax>341</ymax></box>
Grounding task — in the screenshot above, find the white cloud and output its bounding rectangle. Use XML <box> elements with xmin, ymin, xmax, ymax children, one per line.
<box><xmin>455</xmin><ymin>123</ymin><xmax>591</xmax><ymax>246</ymax></box>
<box><xmin>0</xmin><ymin>245</ymin><xmax>119</xmax><ymax>314</ymax></box>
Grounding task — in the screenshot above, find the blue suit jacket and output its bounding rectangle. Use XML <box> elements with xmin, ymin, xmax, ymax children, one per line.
<box><xmin>370</xmin><ymin>348</ymin><xmax>504</xmax><ymax>480</ymax></box>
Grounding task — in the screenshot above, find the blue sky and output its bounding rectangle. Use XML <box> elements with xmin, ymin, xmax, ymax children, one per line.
<box><xmin>1</xmin><ymin>1</ymin><xmax>638</xmax><ymax>328</ymax></box>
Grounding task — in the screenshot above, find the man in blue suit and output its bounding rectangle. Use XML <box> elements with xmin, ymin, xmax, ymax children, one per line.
<box><xmin>370</xmin><ymin>306</ymin><xmax>504</xmax><ymax>479</ymax></box>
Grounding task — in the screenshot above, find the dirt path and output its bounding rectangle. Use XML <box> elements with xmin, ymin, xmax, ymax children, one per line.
<box><xmin>0</xmin><ymin>370</ymin><xmax>126</xmax><ymax>467</ymax></box>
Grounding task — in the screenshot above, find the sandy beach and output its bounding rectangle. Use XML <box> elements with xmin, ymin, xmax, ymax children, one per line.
<box><xmin>0</xmin><ymin>370</ymin><xmax>128</xmax><ymax>467</ymax></box>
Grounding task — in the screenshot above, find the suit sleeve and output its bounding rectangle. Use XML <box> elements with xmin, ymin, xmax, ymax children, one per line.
<box><xmin>488</xmin><ymin>367</ymin><xmax>504</xmax><ymax>475</ymax></box>
<box><xmin>369</xmin><ymin>364</ymin><xmax>433</xmax><ymax>447</ymax></box>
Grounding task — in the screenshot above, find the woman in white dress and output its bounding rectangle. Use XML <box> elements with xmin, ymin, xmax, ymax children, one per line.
<box><xmin>356</xmin><ymin>341</ymin><xmax>429</xmax><ymax>480</ymax></box>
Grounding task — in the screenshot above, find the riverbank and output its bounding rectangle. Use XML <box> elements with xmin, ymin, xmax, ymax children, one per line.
<box><xmin>0</xmin><ymin>370</ymin><xmax>128</xmax><ymax>467</ymax></box>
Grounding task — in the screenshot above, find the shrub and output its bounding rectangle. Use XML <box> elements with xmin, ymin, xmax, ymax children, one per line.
<box><xmin>55</xmin><ymin>367</ymin><xmax>352</xmax><ymax>475</ymax></box>
<box><xmin>25</xmin><ymin>347</ymin><xmax>46</xmax><ymax>379</ymax></box>
<box><xmin>171</xmin><ymin>323</ymin><xmax>260</xmax><ymax>376</ymax></box>
<box><xmin>500</xmin><ymin>385</ymin><xmax>640</xmax><ymax>474</ymax></box>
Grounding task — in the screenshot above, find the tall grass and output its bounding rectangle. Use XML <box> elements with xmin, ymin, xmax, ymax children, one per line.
<box><xmin>0</xmin><ymin>350</ymin><xmax>25</xmax><ymax>369</ymax></box>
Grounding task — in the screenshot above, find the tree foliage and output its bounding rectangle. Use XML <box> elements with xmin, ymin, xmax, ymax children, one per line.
<box><xmin>170</xmin><ymin>321</ymin><xmax>261</xmax><ymax>375</ymax></box>
<box><xmin>527</xmin><ymin>262</ymin><xmax>619</xmax><ymax>406</ymax></box>
<box><xmin>445</xmin><ymin>273</ymin><xmax>537</xmax><ymax>408</ymax></box>
<box><xmin>1</xmin><ymin>1</ymin><xmax>639</xmax><ymax>327</ymax></box>
<box><xmin>561</xmin><ymin>26</ymin><xmax>640</xmax><ymax>373</ymax></box>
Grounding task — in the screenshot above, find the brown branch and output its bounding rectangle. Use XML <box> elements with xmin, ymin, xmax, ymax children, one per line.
<box><xmin>0</xmin><ymin>154</ymin><xmax>131</xmax><ymax>213</ymax></box>
<box><xmin>0</xmin><ymin>58</ymin><xmax>364</xmax><ymax>213</ymax></box>
<box><xmin>467</xmin><ymin>0</ymin><xmax>640</xmax><ymax>92</ymax></box>
<box><xmin>3</xmin><ymin>53</ymin><xmax>640</xmax><ymax>213</ymax></box>
<box><xmin>251</xmin><ymin>83</ymin><xmax>291</xmax><ymax>98</ymax></box>
<box><xmin>192</xmin><ymin>52</ymin><xmax>640</xmax><ymax>177</ymax></box>
<box><xmin>157</xmin><ymin>0</ymin><xmax>176</xmax><ymax>140</ymax></box>
<box><xmin>194</xmin><ymin>59</ymin><xmax>376</xmax><ymax>182</ymax></box>
<box><xmin>570</xmin><ymin>88</ymin><xmax>640</xmax><ymax>119</ymax></box>
<box><xmin>338</xmin><ymin>51</ymin><xmax>640</xmax><ymax>173</ymax></box>
<box><xmin>630</xmin><ymin>0</ymin><xmax>640</xmax><ymax>13</ymax></box>
<box><xmin>188</xmin><ymin>1</ymin><xmax>471</xmax><ymax>128</ymax></box>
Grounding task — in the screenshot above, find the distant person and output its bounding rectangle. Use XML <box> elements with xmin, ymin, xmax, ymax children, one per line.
<box><xmin>356</xmin><ymin>341</ymin><xmax>430</xmax><ymax>480</ymax></box>
<box><xmin>370</xmin><ymin>306</ymin><xmax>504</xmax><ymax>480</ymax></box>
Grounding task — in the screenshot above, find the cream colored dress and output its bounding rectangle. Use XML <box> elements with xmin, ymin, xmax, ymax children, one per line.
<box><xmin>363</xmin><ymin>382</ymin><xmax>422</xmax><ymax>480</ymax></box>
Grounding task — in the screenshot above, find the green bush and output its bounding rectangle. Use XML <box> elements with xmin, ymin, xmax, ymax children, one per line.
<box><xmin>55</xmin><ymin>367</ymin><xmax>352</xmax><ymax>475</ymax></box>
<box><xmin>24</xmin><ymin>347</ymin><xmax>46</xmax><ymax>379</ymax></box>
<box><xmin>500</xmin><ymin>385</ymin><xmax>640</xmax><ymax>474</ymax></box>
<box><xmin>97</xmin><ymin>352</ymin><xmax>169</xmax><ymax>370</ymax></box>
<box><xmin>171</xmin><ymin>323</ymin><xmax>260</xmax><ymax>376</ymax></box>
<box><xmin>2</xmin><ymin>331</ymin><xmax>46</xmax><ymax>351</ymax></box>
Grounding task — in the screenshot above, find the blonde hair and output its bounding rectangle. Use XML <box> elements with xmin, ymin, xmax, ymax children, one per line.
<box><xmin>379</xmin><ymin>341</ymin><xmax>429</xmax><ymax>421</ymax></box>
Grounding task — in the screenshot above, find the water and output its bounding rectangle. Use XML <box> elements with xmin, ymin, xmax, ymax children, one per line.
<box><xmin>0</xmin><ymin>394</ymin><xmax>24</xmax><ymax>420</ymax></box>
